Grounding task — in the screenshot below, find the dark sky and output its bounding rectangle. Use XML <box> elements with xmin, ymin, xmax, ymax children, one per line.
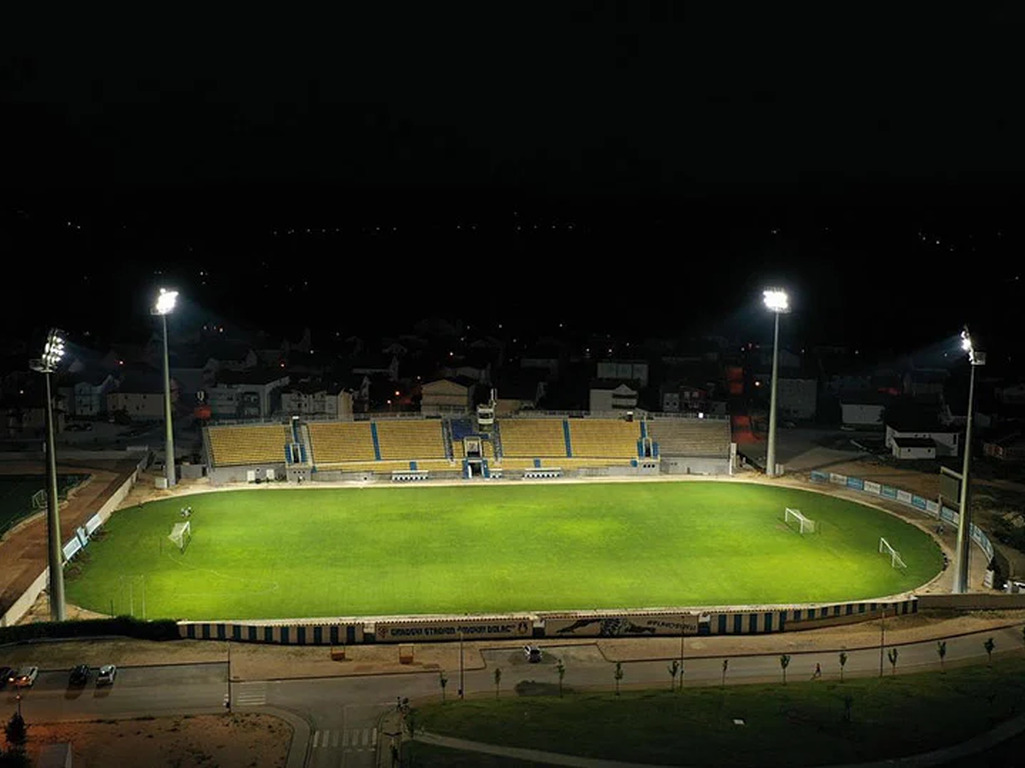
<box><xmin>3</xmin><ymin>5</ymin><xmax>1025</xmax><ymax>357</ymax></box>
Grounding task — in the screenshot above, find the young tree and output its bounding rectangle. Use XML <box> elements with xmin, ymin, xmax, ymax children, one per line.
<box><xmin>439</xmin><ymin>671</ymin><xmax>448</xmax><ymax>703</ymax></box>
<box><xmin>668</xmin><ymin>659</ymin><xmax>680</xmax><ymax>691</ymax></box>
<box><xmin>937</xmin><ymin>640</ymin><xmax>947</xmax><ymax>672</ymax></box>
<box><xmin>984</xmin><ymin>637</ymin><xmax>996</xmax><ymax>666</ymax></box>
<box><xmin>779</xmin><ymin>654</ymin><xmax>791</xmax><ymax>685</ymax></box>
<box><xmin>721</xmin><ymin>658</ymin><xmax>729</xmax><ymax>688</ymax></box>
<box><xmin>842</xmin><ymin>693</ymin><xmax>853</xmax><ymax>724</ymax></box>
<box><xmin>887</xmin><ymin>647</ymin><xmax>899</xmax><ymax>676</ymax></box>
<box><xmin>839</xmin><ymin>651</ymin><xmax>848</xmax><ymax>683</ymax></box>
<box><xmin>4</xmin><ymin>713</ymin><xmax>27</xmax><ymax>751</ymax></box>
<box><xmin>494</xmin><ymin>667</ymin><xmax>502</xmax><ymax>699</ymax></box>
<box><xmin>556</xmin><ymin>659</ymin><xmax>566</xmax><ymax>698</ymax></box>
<box><xmin>614</xmin><ymin>662</ymin><xmax>624</xmax><ymax>695</ymax></box>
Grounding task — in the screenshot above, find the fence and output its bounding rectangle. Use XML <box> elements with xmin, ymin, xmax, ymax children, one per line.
<box><xmin>809</xmin><ymin>470</ymin><xmax>994</xmax><ymax>563</ymax></box>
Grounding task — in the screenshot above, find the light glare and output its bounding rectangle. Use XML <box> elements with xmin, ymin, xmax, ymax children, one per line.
<box><xmin>155</xmin><ymin>288</ymin><xmax>179</xmax><ymax>315</ymax></box>
<box><xmin>763</xmin><ymin>289</ymin><xmax>789</xmax><ymax>313</ymax></box>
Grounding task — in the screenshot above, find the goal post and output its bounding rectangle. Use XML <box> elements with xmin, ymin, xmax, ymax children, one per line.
<box><xmin>169</xmin><ymin>521</ymin><xmax>191</xmax><ymax>553</ymax></box>
<box><xmin>784</xmin><ymin>507</ymin><xmax>816</xmax><ymax>534</ymax></box>
<box><xmin>879</xmin><ymin>537</ymin><xmax>906</xmax><ymax>569</ymax></box>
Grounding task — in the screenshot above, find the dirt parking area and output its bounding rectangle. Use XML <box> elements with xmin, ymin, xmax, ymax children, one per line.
<box><xmin>21</xmin><ymin>713</ymin><xmax>290</xmax><ymax>768</ymax></box>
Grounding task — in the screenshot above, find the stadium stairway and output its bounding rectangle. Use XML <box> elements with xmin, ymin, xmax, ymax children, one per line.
<box><xmin>562</xmin><ymin>419</ymin><xmax>573</xmax><ymax>457</ymax></box>
<box><xmin>491</xmin><ymin>420</ymin><xmax>503</xmax><ymax>459</ymax></box>
<box><xmin>442</xmin><ymin>419</ymin><xmax>454</xmax><ymax>460</ymax></box>
<box><xmin>370</xmin><ymin>422</ymin><xmax>383</xmax><ymax>460</ymax></box>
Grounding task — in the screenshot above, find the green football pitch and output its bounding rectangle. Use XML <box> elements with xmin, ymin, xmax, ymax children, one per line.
<box><xmin>65</xmin><ymin>481</ymin><xmax>943</xmax><ymax>621</ymax></box>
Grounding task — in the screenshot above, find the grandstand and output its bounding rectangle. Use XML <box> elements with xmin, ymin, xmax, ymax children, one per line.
<box><xmin>500</xmin><ymin>418</ymin><xmax>568</xmax><ymax>459</ymax></box>
<box><xmin>568</xmin><ymin>419</ymin><xmax>641</xmax><ymax>458</ymax></box>
<box><xmin>646</xmin><ymin>417</ymin><xmax>732</xmax><ymax>474</ymax></box>
<box><xmin>307</xmin><ymin>421</ymin><xmax>376</xmax><ymax>466</ymax></box>
<box><xmin>206</xmin><ymin>424</ymin><xmax>292</xmax><ymax>467</ymax></box>
<box><xmin>375</xmin><ymin>420</ymin><xmax>447</xmax><ymax>460</ymax></box>
<box><xmin>204</xmin><ymin>412</ymin><xmax>733</xmax><ymax>483</ymax></box>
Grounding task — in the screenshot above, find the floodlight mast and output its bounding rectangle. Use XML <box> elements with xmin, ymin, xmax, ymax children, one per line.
<box><xmin>763</xmin><ymin>289</ymin><xmax>790</xmax><ymax>478</ymax></box>
<box><xmin>29</xmin><ymin>328</ymin><xmax>67</xmax><ymax>621</ymax></box>
<box><xmin>152</xmin><ymin>289</ymin><xmax>178</xmax><ymax>488</ymax></box>
<box><xmin>953</xmin><ymin>326</ymin><xmax>985</xmax><ymax>593</ymax></box>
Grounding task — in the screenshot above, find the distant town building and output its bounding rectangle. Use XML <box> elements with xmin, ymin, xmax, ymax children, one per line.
<box><xmin>280</xmin><ymin>383</ymin><xmax>356</xmax><ymax>419</ymax></box>
<box><xmin>208</xmin><ymin>370</ymin><xmax>289</xmax><ymax>420</ymax></box>
<box><xmin>421</xmin><ymin>378</ymin><xmax>475</xmax><ymax>416</ymax></box>
<box><xmin>107</xmin><ymin>371</ymin><xmax>176</xmax><ymax>421</ymax></box>
<box><xmin>840</xmin><ymin>392</ymin><xmax>889</xmax><ymax>427</ymax></box>
<box><xmin>589</xmin><ymin>380</ymin><xmax>639</xmax><ymax>413</ymax></box>
<box><xmin>597</xmin><ymin>360</ymin><xmax>649</xmax><ymax>388</ymax></box>
<box><xmin>885</xmin><ymin>422</ymin><xmax>960</xmax><ymax>458</ymax></box>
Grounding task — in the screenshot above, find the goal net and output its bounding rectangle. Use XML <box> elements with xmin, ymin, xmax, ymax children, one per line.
<box><xmin>169</xmin><ymin>521</ymin><xmax>191</xmax><ymax>553</ymax></box>
<box><xmin>879</xmin><ymin>537</ymin><xmax>906</xmax><ymax>569</ymax></box>
<box><xmin>784</xmin><ymin>507</ymin><xmax>816</xmax><ymax>534</ymax></box>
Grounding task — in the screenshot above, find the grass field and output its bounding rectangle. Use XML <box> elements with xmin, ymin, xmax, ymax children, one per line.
<box><xmin>410</xmin><ymin>656</ymin><xmax>1025</xmax><ymax>767</ymax></box>
<box><xmin>65</xmin><ymin>481</ymin><xmax>943</xmax><ymax>621</ymax></box>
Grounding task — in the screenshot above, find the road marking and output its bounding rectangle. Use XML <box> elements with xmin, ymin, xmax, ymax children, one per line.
<box><xmin>362</xmin><ymin>728</ymin><xmax>370</xmax><ymax>748</ymax></box>
<box><xmin>312</xmin><ymin>731</ymin><xmax>320</xmax><ymax>748</ymax></box>
<box><xmin>342</xmin><ymin>729</ymin><xmax>350</xmax><ymax>747</ymax></box>
<box><xmin>332</xmin><ymin>730</ymin><xmax>339</xmax><ymax>747</ymax></box>
<box><xmin>372</xmin><ymin>728</ymin><xmax>378</xmax><ymax>747</ymax></box>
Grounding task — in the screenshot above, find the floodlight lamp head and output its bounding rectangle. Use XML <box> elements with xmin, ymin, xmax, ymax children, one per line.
<box><xmin>154</xmin><ymin>288</ymin><xmax>178</xmax><ymax>316</ymax></box>
<box><xmin>763</xmin><ymin>289</ymin><xmax>790</xmax><ymax>313</ymax></box>
<box><xmin>961</xmin><ymin>326</ymin><xmax>984</xmax><ymax>365</ymax></box>
<box><xmin>36</xmin><ymin>328</ymin><xmax>66</xmax><ymax>372</ymax></box>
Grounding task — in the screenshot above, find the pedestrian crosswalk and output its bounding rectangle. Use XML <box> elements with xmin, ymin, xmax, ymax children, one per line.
<box><xmin>312</xmin><ymin>727</ymin><xmax>377</xmax><ymax>751</ymax></box>
<box><xmin>233</xmin><ymin>682</ymin><xmax>267</xmax><ymax>707</ymax></box>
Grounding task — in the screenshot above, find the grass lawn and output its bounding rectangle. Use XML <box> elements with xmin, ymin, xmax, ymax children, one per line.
<box><xmin>66</xmin><ymin>481</ymin><xmax>942</xmax><ymax>620</ymax></box>
<box><xmin>411</xmin><ymin>657</ymin><xmax>1025</xmax><ymax>767</ymax></box>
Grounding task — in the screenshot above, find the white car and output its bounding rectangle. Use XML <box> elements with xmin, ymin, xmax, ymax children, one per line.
<box><xmin>524</xmin><ymin>645</ymin><xmax>543</xmax><ymax>663</ymax></box>
<box><xmin>97</xmin><ymin>665</ymin><xmax>117</xmax><ymax>686</ymax></box>
<box><xmin>12</xmin><ymin>666</ymin><xmax>39</xmax><ymax>688</ymax></box>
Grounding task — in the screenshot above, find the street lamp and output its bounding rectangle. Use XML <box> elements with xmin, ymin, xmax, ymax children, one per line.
<box><xmin>29</xmin><ymin>328</ymin><xmax>67</xmax><ymax>622</ymax></box>
<box><xmin>954</xmin><ymin>326</ymin><xmax>985</xmax><ymax>593</ymax></box>
<box><xmin>763</xmin><ymin>289</ymin><xmax>790</xmax><ymax>478</ymax></box>
<box><xmin>152</xmin><ymin>289</ymin><xmax>178</xmax><ymax>488</ymax></box>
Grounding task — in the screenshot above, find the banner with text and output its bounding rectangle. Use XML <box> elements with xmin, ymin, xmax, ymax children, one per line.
<box><xmin>375</xmin><ymin>617</ymin><xmax>532</xmax><ymax>642</ymax></box>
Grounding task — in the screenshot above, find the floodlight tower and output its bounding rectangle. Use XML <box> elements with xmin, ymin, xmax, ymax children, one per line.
<box><xmin>153</xmin><ymin>289</ymin><xmax>178</xmax><ymax>488</ymax></box>
<box><xmin>953</xmin><ymin>326</ymin><xmax>985</xmax><ymax>593</ymax></box>
<box><xmin>29</xmin><ymin>328</ymin><xmax>67</xmax><ymax>621</ymax></box>
<box><xmin>763</xmin><ymin>289</ymin><xmax>790</xmax><ymax>478</ymax></box>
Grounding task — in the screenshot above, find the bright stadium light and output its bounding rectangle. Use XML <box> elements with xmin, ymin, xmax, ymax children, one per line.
<box><xmin>152</xmin><ymin>289</ymin><xmax>178</xmax><ymax>487</ymax></box>
<box><xmin>154</xmin><ymin>288</ymin><xmax>178</xmax><ymax>316</ymax></box>
<box><xmin>763</xmin><ymin>289</ymin><xmax>790</xmax><ymax>314</ymax></box>
<box><xmin>953</xmin><ymin>326</ymin><xmax>985</xmax><ymax>593</ymax></box>
<box><xmin>29</xmin><ymin>328</ymin><xmax>68</xmax><ymax>621</ymax></box>
<box><xmin>763</xmin><ymin>289</ymin><xmax>790</xmax><ymax>478</ymax></box>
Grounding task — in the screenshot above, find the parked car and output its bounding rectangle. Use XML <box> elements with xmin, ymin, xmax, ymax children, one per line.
<box><xmin>97</xmin><ymin>665</ymin><xmax>117</xmax><ymax>686</ymax></box>
<box><xmin>0</xmin><ymin>666</ymin><xmax>11</xmax><ymax>687</ymax></box>
<box><xmin>69</xmin><ymin>664</ymin><xmax>90</xmax><ymax>686</ymax></box>
<box><xmin>524</xmin><ymin>645</ymin><xmax>543</xmax><ymax>663</ymax></box>
<box><xmin>11</xmin><ymin>666</ymin><xmax>39</xmax><ymax>688</ymax></box>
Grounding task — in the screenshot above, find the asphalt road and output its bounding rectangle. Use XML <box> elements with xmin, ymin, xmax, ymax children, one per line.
<box><xmin>4</xmin><ymin>623</ymin><xmax>1023</xmax><ymax>768</ymax></box>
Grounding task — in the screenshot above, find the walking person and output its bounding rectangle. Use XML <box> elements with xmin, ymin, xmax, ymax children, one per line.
<box><xmin>813</xmin><ymin>662</ymin><xmax>822</xmax><ymax>679</ymax></box>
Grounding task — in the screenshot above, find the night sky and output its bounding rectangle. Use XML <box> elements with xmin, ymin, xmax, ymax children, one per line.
<box><xmin>3</xmin><ymin>5</ymin><xmax>1025</xmax><ymax>357</ymax></box>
